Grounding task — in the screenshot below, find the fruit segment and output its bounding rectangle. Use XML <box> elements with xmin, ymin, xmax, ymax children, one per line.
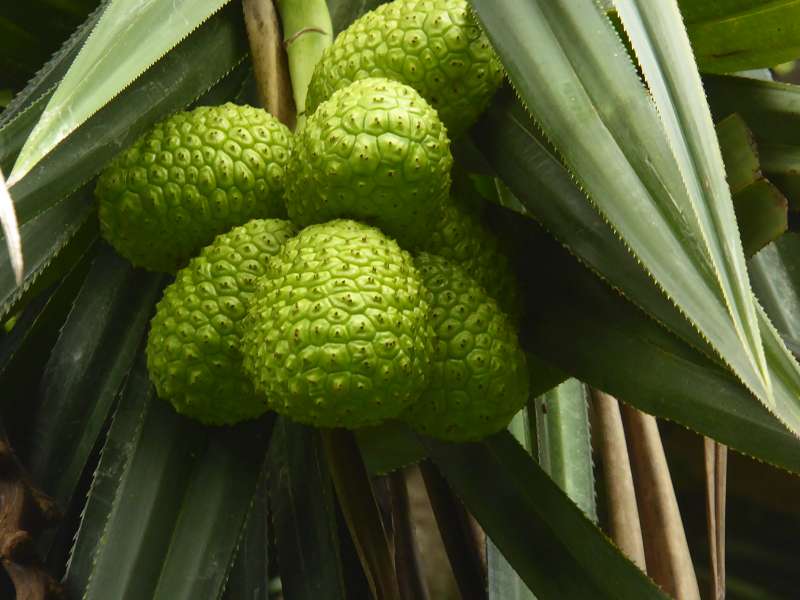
<box><xmin>146</xmin><ymin>219</ymin><xmax>297</xmax><ymax>425</ymax></box>
<box><xmin>403</xmin><ymin>253</ymin><xmax>528</xmax><ymax>441</ymax></box>
<box><xmin>287</xmin><ymin>77</ymin><xmax>452</xmax><ymax>247</ymax></box>
<box><xmin>306</xmin><ymin>0</ymin><xmax>504</xmax><ymax>136</ymax></box>
<box><xmin>96</xmin><ymin>103</ymin><xmax>292</xmax><ymax>273</ymax></box>
<box><xmin>241</xmin><ymin>220</ymin><xmax>432</xmax><ymax>428</ymax></box>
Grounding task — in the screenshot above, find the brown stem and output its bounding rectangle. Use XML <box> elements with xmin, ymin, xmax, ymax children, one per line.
<box><xmin>242</xmin><ymin>0</ymin><xmax>296</xmax><ymax>127</ymax></box>
<box><xmin>590</xmin><ymin>389</ymin><xmax>646</xmax><ymax>570</ymax></box>
<box><xmin>621</xmin><ymin>405</ymin><xmax>700</xmax><ymax>600</ymax></box>
<box><xmin>704</xmin><ymin>438</ymin><xmax>727</xmax><ymax>600</ymax></box>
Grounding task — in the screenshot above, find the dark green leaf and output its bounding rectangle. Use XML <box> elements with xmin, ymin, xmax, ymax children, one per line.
<box><xmin>424</xmin><ymin>431</ymin><xmax>668</xmax><ymax>599</ymax></box>
<box><xmin>222</xmin><ymin>471</ymin><xmax>270</xmax><ymax>600</ymax></box>
<box><xmin>471</xmin><ymin>90</ymin><xmax>800</xmax><ymax>472</ymax></box>
<box><xmin>67</xmin><ymin>354</ymin><xmax>271</xmax><ymax>600</ymax></box>
<box><xmin>750</xmin><ymin>232</ymin><xmax>800</xmax><ymax>348</ymax></box>
<box><xmin>27</xmin><ymin>247</ymin><xmax>163</xmax><ymax>510</ymax></box>
<box><xmin>705</xmin><ymin>74</ymin><xmax>800</xmax><ymax>208</ymax></box>
<box><xmin>152</xmin><ymin>418</ymin><xmax>274</xmax><ymax>600</ymax></box>
<box><xmin>9</xmin><ymin>3</ymin><xmax>248</xmax><ymax>228</ymax></box>
<box><xmin>10</xmin><ymin>0</ymin><xmax>234</xmax><ymax>182</ymax></box>
<box><xmin>678</xmin><ymin>0</ymin><xmax>800</xmax><ymax>74</ymax></box>
<box><xmin>0</xmin><ymin>0</ymin><xmax>105</xmax><ymax>133</ymax></box>
<box><xmin>267</xmin><ymin>418</ymin><xmax>348</xmax><ymax>600</ymax></box>
<box><xmin>732</xmin><ymin>179</ymin><xmax>788</xmax><ymax>257</ymax></box>
<box><xmin>419</xmin><ymin>460</ymin><xmax>487</xmax><ymax>600</ymax></box>
<box><xmin>64</xmin><ymin>351</ymin><xmax>154</xmax><ymax>596</ymax></box>
<box><xmin>321</xmin><ymin>428</ymin><xmax>401</xmax><ymax>600</ymax></box>
<box><xmin>0</xmin><ymin>187</ymin><xmax>95</xmax><ymax>320</ymax></box>
<box><xmin>717</xmin><ymin>113</ymin><xmax>761</xmax><ymax>193</ymax></box>
<box><xmin>509</xmin><ymin>213</ymin><xmax>800</xmax><ymax>474</ymax></box>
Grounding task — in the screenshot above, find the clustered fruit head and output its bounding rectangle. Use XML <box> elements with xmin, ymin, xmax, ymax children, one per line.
<box><xmin>103</xmin><ymin>0</ymin><xmax>521</xmax><ymax>438</ymax></box>
<box><xmin>146</xmin><ymin>219</ymin><xmax>297</xmax><ymax>425</ymax></box>
<box><xmin>286</xmin><ymin>77</ymin><xmax>452</xmax><ymax>247</ymax></box>
<box><xmin>403</xmin><ymin>253</ymin><xmax>528</xmax><ymax>441</ymax></box>
<box><xmin>96</xmin><ymin>103</ymin><xmax>292</xmax><ymax>272</ymax></box>
<box><xmin>240</xmin><ymin>220</ymin><xmax>432</xmax><ymax>428</ymax></box>
<box><xmin>306</xmin><ymin>0</ymin><xmax>504</xmax><ymax>136</ymax></box>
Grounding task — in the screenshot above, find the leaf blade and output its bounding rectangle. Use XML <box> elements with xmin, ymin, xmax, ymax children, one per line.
<box><xmin>9</xmin><ymin>0</ymin><xmax>232</xmax><ymax>184</ymax></box>
<box><xmin>470</xmin><ymin>0</ymin><xmax>776</xmax><ymax>423</ymax></box>
<box><xmin>424</xmin><ymin>431</ymin><xmax>669</xmax><ymax>599</ymax></box>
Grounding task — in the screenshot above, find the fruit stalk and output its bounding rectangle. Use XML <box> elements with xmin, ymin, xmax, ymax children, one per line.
<box><xmin>275</xmin><ymin>0</ymin><xmax>333</xmax><ymax>124</ymax></box>
<box><xmin>242</xmin><ymin>0</ymin><xmax>296</xmax><ymax>127</ymax></box>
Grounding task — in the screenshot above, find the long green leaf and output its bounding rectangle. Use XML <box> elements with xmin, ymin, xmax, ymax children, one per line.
<box><xmin>704</xmin><ymin>74</ymin><xmax>800</xmax><ymax>208</ymax></box>
<box><xmin>750</xmin><ymin>233</ymin><xmax>800</xmax><ymax>349</ymax></box>
<box><xmin>9</xmin><ymin>0</ymin><xmax>232</xmax><ymax>184</ymax></box>
<box><xmin>732</xmin><ymin>180</ymin><xmax>788</xmax><ymax>257</ymax></box>
<box><xmin>321</xmin><ymin>428</ymin><xmax>402</xmax><ymax>600</ymax></box>
<box><xmin>0</xmin><ymin>6</ymin><xmax>248</xmax><ymax>321</ymax></box>
<box><xmin>678</xmin><ymin>0</ymin><xmax>800</xmax><ymax>74</ymax></box>
<box><xmin>152</xmin><ymin>418</ymin><xmax>274</xmax><ymax>600</ymax></box>
<box><xmin>27</xmin><ymin>246</ymin><xmax>164</xmax><ymax>511</ymax></box>
<box><xmin>534</xmin><ymin>379</ymin><xmax>597</xmax><ymax>522</ymax></box>
<box><xmin>267</xmin><ymin>418</ymin><xmax>348</xmax><ymax>600</ymax></box>
<box><xmin>64</xmin><ymin>351</ymin><xmax>153</xmax><ymax>596</ymax></box>
<box><xmin>7</xmin><ymin>3</ymin><xmax>248</xmax><ymax>228</ymax></box>
<box><xmin>615</xmin><ymin>0</ymin><xmax>769</xmax><ymax>395</ymax></box>
<box><xmin>505</xmin><ymin>213</ymin><xmax>800</xmax><ymax>473</ymax></box>
<box><xmin>70</xmin><ymin>362</ymin><xmax>270</xmax><ymax>600</ymax></box>
<box><xmin>472</xmin><ymin>90</ymin><xmax>800</xmax><ymax>467</ymax></box>
<box><xmin>0</xmin><ymin>0</ymin><xmax>105</xmax><ymax>131</ymax></box>
<box><xmin>424</xmin><ymin>431</ymin><xmax>668</xmax><ymax>599</ymax></box>
<box><xmin>471</xmin><ymin>0</ymin><xmax>775</xmax><ymax>421</ymax></box>
<box><xmin>222</xmin><ymin>471</ymin><xmax>270</xmax><ymax>600</ymax></box>
<box><xmin>0</xmin><ymin>187</ymin><xmax>95</xmax><ymax>320</ymax></box>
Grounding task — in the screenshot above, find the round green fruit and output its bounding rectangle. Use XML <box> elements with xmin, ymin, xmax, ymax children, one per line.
<box><xmin>306</xmin><ymin>0</ymin><xmax>504</xmax><ymax>136</ymax></box>
<box><xmin>96</xmin><ymin>103</ymin><xmax>292</xmax><ymax>272</ymax></box>
<box><xmin>403</xmin><ymin>253</ymin><xmax>528</xmax><ymax>441</ymax></box>
<box><xmin>286</xmin><ymin>77</ymin><xmax>452</xmax><ymax>247</ymax></box>
<box><xmin>146</xmin><ymin>218</ymin><xmax>297</xmax><ymax>425</ymax></box>
<box><xmin>241</xmin><ymin>219</ymin><xmax>432</xmax><ymax>428</ymax></box>
<box><xmin>423</xmin><ymin>195</ymin><xmax>519</xmax><ymax>316</ymax></box>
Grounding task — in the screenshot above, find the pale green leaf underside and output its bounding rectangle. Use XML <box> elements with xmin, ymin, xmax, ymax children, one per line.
<box><xmin>470</xmin><ymin>0</ymin><xmax>793</xmax><ymax>432</ymax></box>
<box><xmin>9</xmin><ymin>0</ymin><xmax>232</xmax><ymax>184</ymax></box>
<box><xmin>614</xmin><ymin>0</ymin><xmax>770</xmax><ymax>400</ymax></box>
<box><xmin>534</xmin><ymin>379</ymin><xmax>597</xmax><ymax>523</ymax></box>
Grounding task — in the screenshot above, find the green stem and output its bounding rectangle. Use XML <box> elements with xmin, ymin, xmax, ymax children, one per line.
<box><xmin>275</xmin><ymin>0</ymin><xmax>333</xmax><ymax>124</ymax></box>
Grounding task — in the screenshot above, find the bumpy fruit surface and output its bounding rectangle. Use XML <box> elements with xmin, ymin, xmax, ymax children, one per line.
<box><xmin>287</xmin><ymin>78</ymin><xmax>452</xmax><ymax>247</ymax></box>
<box><xmin>306</xmin><ymin>0</ymin><xmax>504</xmax><ymax>136</ymax></box>
<box><xmin>241</xmin><ymin>220</ymin><xmax>431</xmax><ymax>428</ymax></box>
<box><xmin>146</xmin><ymin>219</ymin><xmax>297</xmax><ymax>425</ymax></box>
<box><xmin>403</xmin><ymin>253</ymin><xmax>528</xmax><ymax>441</ymax></box>
<box><xmin>423</xmin><ymin>195</ymin><xmax>519</xmax><ymax>316</ymax></box>
<box><xmin>96</xmin><ymin>103</ymin><xmax>292</xmax><ymax>272</ymax></box>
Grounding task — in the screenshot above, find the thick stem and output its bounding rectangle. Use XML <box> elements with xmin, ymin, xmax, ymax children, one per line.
<box><xmin>275</xmin><ymin>0</ymin><xmax>333</xmax><ymax>123</ymax></box>
<box><xmin>242</xmin><ymin>0</ymin><xmax>296</xmax><ymax>127</ymax></box>
<box><xmin>704</xmin><ymin>438</ymin><xmax>727</xmax><ymax>600</ymax></box>
<box><xmin>590</xmin><ymin>390</ymin><xmax>646</xmax><ymax>570</ymax></box>
<box><xmin>621</xmin><ymin>405</ymin><xmax>700</xmax><ymax>600</ymax></box>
